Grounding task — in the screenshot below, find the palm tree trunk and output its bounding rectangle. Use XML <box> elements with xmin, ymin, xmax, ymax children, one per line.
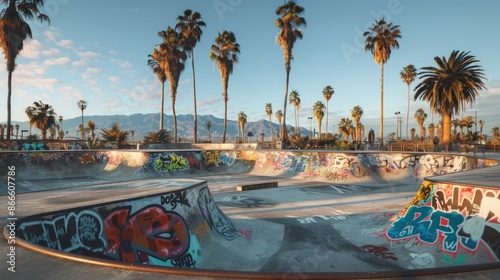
<box><xmin>160</xmin><ymin>82</ymin><xmax>165</xmax><ymax>131</ymax></box>
<box><xmin>191</xmin><ymin>50</ymin><xmax>198</xmax><ymax>143</ymax></box>
<box><xmin>379</xmin><ymin>63</ymin><xmax>384</xmax><ymax>142</ymax></box>
<box><xmin>442</xmin><ymin>112</ymin><xmax>451</xmax><ymax>152</ymax></box>
<box><xmin>6</xmin><ymin>70</ymin><xmax>12</xmax><ymax>140</ymax></box>
<box><xmin>325</xmin><ymin>101</ymin><xmax>329</xmax><ymax>136</ymax></box>
<box><xmin>406</xmin><ymin>84</ymin><xmax>410</xmax><ymax>140</ymax></box>
<box><xmin>317</xmin><ymin>120</ymin><xmax>322</xmax><ymax>139</ymax></box>
<box><xmin>222</xmin><ymin>77</ymin><xmax>228</xmax><ymax>143</ymax></box>
<box><xmin>282</xmin><ymin>70</ymin><xmax>290</xmax><ymax>142</ymax></box>
<box><xmin>170</xmin><ymin>84</ymin><xmax>178</xmax><ymax>143</ymax></box>
<box><xmin>269</xmin><ymin>115</ymin><xmax>273</xmax><ymax>144</ymax></box>
<box><xmin>297</xmin><ymin>108</ymin><xmax>300</xmax><ymax>137</ymax></box>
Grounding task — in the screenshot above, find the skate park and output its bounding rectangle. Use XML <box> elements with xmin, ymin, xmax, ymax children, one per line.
<box><xmin>2</xmin><ymin>148</ymin><xmax>500</xmax><ymax>279</ymax></box>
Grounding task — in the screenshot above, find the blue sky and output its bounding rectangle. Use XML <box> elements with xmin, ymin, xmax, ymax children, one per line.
<box><xmin>1</xmin><ymin>0</ymin><xmax>500</xmax><ymax>139</ymax></box>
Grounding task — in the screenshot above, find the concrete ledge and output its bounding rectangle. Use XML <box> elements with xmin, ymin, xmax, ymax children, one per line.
<box><xmin>236</xmin><ymin>181</ymin><xmax>278</xmax><ymax>191</ymax></box>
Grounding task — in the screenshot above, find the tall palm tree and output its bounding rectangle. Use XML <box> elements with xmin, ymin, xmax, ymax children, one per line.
<box><xmin>25</xmin><ymin>100</ymin><xmax>57</xmax><ymax>140</ymax></box>
<box><xmin>275</xmin><ymin>1</ymin><xmax>306</xmax><ymax>142</ymax></box>
<box><xmin>144</xmin><ymin>129</ymin><xmax>172</xmax><ymax>144</ymax></box>
<box><xmin>176</xmin><ymin>9</ymin><xmax>206</xmax><ymax>144</ymax></box>
<box><xmin>275</xmin><ymin>109</ymin><xmax>283</xmax><ymax>138</ymax></box>
<box><xmin>350</xmin><ymin>105</ymin><xmax>364</xmax><ymax>142</ymax></box>
<box><xmin>158</xmin><ymin>26</ymin><xmax>187</xmax><ymax>143</ymax></box>
<box><xmin>414</xmin><ymin>50</ymin><xmax>486</xmax><ymax>150</ymax></box>
<box><xmin>322</xmin><ymin>85</ymin><xmax>334</xmax><ymax>136</ymax></box>
<box><xmin>209</xmin><ymin>30</ymin><xmax>240</xmax><ymax>143</ymax></box>
<box><xmin>410</xmin><ymin>127</ymin><xmax>416</xmax><ymax>140</ymax></box>
<box><xmin>147</xmin><ymin>47</ymin><xmax>167</xmax><ymax>130</ymax></box>
<box><xmin>77</xmin><ymin>99</ymin><xmax>87</xmax><ymax>136</ymax></box>
<box><xmin>237</xmin><ymin>111</ymin><xmax>247</xmax><ymax>142</ymax></box>
<box><xmin>206</xmin><ymin>119</ymin><xmax>212</xmax><ymax>142</ymax></box>
<box><xmin>478</xmin><ymin>119</ymin><xmax>485</xmax><ymax>135</ymax></box>
<box><xmin>289</xmin><ymin>90</ymin><xmax>301</xmax><ymax>135</ymax></box>
<box><xmin>400</xmin><ymin>64</ymin><xmax>417</xmax><ymax>139</ymax></box>
<box><xmin>265</xmin><ymin>103</ymin><xmax>273</xmax><ymax>143</ymax></box>
<box><xmin>428</xmin><ymin>123</ymin><xmax>435</xmax><ymax>140</ymax></box>
<box><xmin>414</xmin><ymin>108</ymin><xmax>427</xmax><ymax>139</ymax></box>
<box><xmin>462</xmin><ymin>116</ymin><xmax>475</xmax><ymax>133</ymax></box>
<box><xmin>1</xmin><ymin>0</ymin><xmax>50</xmax><ymax>140</ymax></box>
<box><xmin>363</xmin><ymin>17</ymin><xmax>401</xmax><ymax>141</ymax></box>
<box><xmin>313</xmin><ymin>101</ymin><xmax>325</xmax><ymax>139</ymax></box>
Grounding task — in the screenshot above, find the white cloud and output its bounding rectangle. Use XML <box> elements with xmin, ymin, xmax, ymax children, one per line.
<box><xmin>120</xmin><ymin>62</ymin><xmax>133</xmax><ymax>68</ymax></box>
<box><xmin>72</xmin><ymin>59</ymin><xmax>88</xmax><ymax>67</ymax></box>
<box><xmin>110</xmin><ymin>58</ymin><xmax>133</xmax><ymax>69</ymax></box>
<box><xmin>41</xmin><ymin>48</ymin><xmax>62</xmax><ymax>57</ymax></box>
<box><xmin>20</xmin><ymin>40</ymin><xmax>43</xmax><ymax>59</ymax></box>
<box><xmin>44</xmin><ymin>30</ymin><xmax>61</xmax><ymax>42</ymax></box>
<box><xmin>56</xmin><ymin>39</ymin><xmax>73</xmax><ymax>49</ymax></box>
<box><xmin>59</xmin><ymin>86</ymin><xmax>82</xmax><ymax>100</ymax></box>
<box><xmin>43</xmin><ymin>57</ymin><xmax>71</xmax><ymax>66</ymax></box>
<box><xmin>85</xmin><ymin>67</ymin><xmax>100</xmax><ymax>74</ymax></box>
<box><xmin>107</xmin><ymin>76</ymin><xmax>121</xmax><ymax>83</ymax></box>
<box><xmin>76</xmin><ymin>50</ymin><xmax>101</xmax><ymax>58</ymax></box>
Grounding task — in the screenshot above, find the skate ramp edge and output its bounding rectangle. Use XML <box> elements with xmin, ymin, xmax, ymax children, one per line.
<box><xmin>4</xmin><ymin>180</ymin><xmax>288</xmax><ymax>278</ymax></box>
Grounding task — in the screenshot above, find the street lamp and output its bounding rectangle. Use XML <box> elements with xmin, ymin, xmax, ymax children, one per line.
<box><xmin>394</xmin><ymin>111</ymin><xmax>400</xmax><ymax>141</ymax></box>
<box><xmin>308</xmin><ymin>117</ymin><xmax>313</xmax><ymax>138</ymax></box>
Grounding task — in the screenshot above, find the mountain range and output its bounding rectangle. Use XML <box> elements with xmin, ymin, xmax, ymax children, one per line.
<box><xmin>7</xmin><ymin>114</ymin><xmax>311</xmax><ymax>142</ymax></box>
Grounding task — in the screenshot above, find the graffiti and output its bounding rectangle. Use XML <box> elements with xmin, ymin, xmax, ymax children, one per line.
<box><xmin>203</xmin><ymin>151</ymin><xmax>221</xmax><ymax>167</ymax></box>
<box><xmin>217</xmin><ymin>196</ymin><xmax>278</xmax><ymax>208</ymax></box>
<box><xmin>134</xmin><ymin>162</ymin><xmax>155</xmax><ymax>176</ymax></box>
<box><xmin>104</xmin><ymin>205</ymin><xmax>190</xmax><ymax>263</ymax></box>
<box><xmin>219</xmin><ymin>152</ymin><xmax>236</xmax><ymax>166</ymax></box>
<box><xmin>17</xmin><ymin>210</ymin><xmax>107</xmax><ymax>253</ymax></box>
<box><xmin>400</xmin><ymin>182</ymin><xmax>435</xmax><ymax>215</ymax></box>
<box><xmin>184</xmin><ymin>154</ymin><xmax>201</xmax><ymax>170</ymax></box>
<box><xmin>21</xmin><ymin>142</ymin><xmax>49</xmax><ymax>150</ymax></box>
<box><xmin>190</xmin><ymin>221</ymin><xmax>210</xmax><ymax>244</ymax></box>
<box><xmin>161</xmin><ymin>191</ymin><xmax>191</xmax><ymax>210</ymax></box>
<box><xmin>153</xmin><ymin>153</ymin><xmax>189</xmax><ymax>172</ymax></box>
<box><xmin>408</xmin><ymin>253</ymin><xmax>435</xmax><ymax>269</ymax></box>
<box><xmin>296</xmin><ymin>210</ymin><xmax>350</xmax><ymax>224</ymax></box>
<box><xmin>198</xmin><ymin>187</ymin><xmax>240</xmax><ymax>240</ymax></box>
<box><xmin>301</xmin><ymin>171</ymin><xmax>319</xmax><ymax>180</ymax></box>
<box><xmin>361</xmin><ymin>245</ymin><xmax>397</xmax><ymax>260</ymax></box>
<box><xmin>238</xmin><ymin>228</ymin><xmax>253</xmax><ymax>240</ymax></box>
<box><xmin>170</xmin><ymin>253</ymin><xmax>197</xmax><ymax>268</ymax></box>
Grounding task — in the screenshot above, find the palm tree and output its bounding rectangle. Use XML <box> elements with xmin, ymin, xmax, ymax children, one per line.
<box><xmin>363</xmin><ymin>17</ymin><xmax>401</xmax><ymax>141</ymax></box>
<box><xmin>176</xmin><ymin>9</ymin><xmax>206</xmax><ymax>144</ymax></box>
<box><xmin>209</xmin><ymin>30</ymin><xmax>240</xmax><ymax>143</ymax></box>
<box><xmin>275</xmin><ymin>1</ymin><xmax>306</xmax><ymax>142</ymax></box>
<box><xmin>350</xmin><ymin>105</ymin><xmax>364</xmax><ymax>142</ymax></box>
<box><xmin>87</xmin><ymin>120</ymin><xmax>96</xmax><ymax>141</ymax></box>
<box><xmin>452</xmin><ymin>118</ymin><xmax>461</xmax><ymax>135</ymax></box>
<box><xmin>492</xmin><ymin>127</ymin><xmax>500</xmax><ymax>138</ymax></box>
<box><xmin>462</xmin><ymin>116</ymin><xmax>475</xmax><ymax>134</ymax></box>
<box><xmin>414</xmin><ymin>50</ymin><xmax>486</xmax><ymax>151</ymax></box>
<box><xmin>14</xmin><ymin>124</ymin><xmax>19</xmax><ymax>139</ymax></box>
<box><xmin>49</xmin><ymin>127</ymin><xmax>56</xmax><ymax>139</ymax></box>
<box><xmin>322</xmin><ymin>85</ymin><xmax>334</xmax><ymax>136</ymax></box>
<box><xmin>338</xmin><ymin>118</ymin><xmax>354</xmax><ymax>141</ymax></box>
<box><xmin>100</xmin><ymin>123</ymin><xmax>129</xmax><ymax>146</ymax></box>
<box><xmin>237</xmin><ymin>111</ymin><xmax>247</xmax><ymax>142</ymax></box>
<box><xmin>144</xmin><ymin>129</ymin><xmax>172</xmax><ymax>144</ymax></box>
<box><xmin>313</xmin><ymin>101</ymin><xmax>325</xmax><ymax>139</ymax></box>
<box><xmin>147</xmin><ymin>47</ymin><xmax>167</xmax><ymax>130</ymax></box>
<box><xmin>24</xmin><ymin>106</ymin><xmax>35</xmax><ymax>135</ymax></box>
<box><xmin>275</xmin><ymin>109</ymin><xmax>283</xmax><ymax>138</ymax></box>
<box><xmin>265</xmin><ymin>103</ymin><xmax>273</xmax><ymax>143</ymax></box>
<box><xmin>400</xmin><ymin>64</ymin><xmax>417</xmax><ymax>139</ymax></box>
<box><xmin>410</xmin><ymin>127</ymin><xmax>416</xmax><ymax>140</ymax></box>
<box><xmin>77</xmin><ymin>100</ymin><xmax>87</xmax><ymax>136</ymax></box>
<box><xmin>428</xmin><ymin>123</ymin><xmax>435</xmax><ymax>141</ymax></box>
<box><xmin>289</xmin><ymin>91</ymin><xmax>301</xmax><ymax>136</ymax></box>
<box><xmin>206</xmin><ymin>119</ymin><xmax>212</xmax><ymax>142</ymax></box>
<box><xmin>25</xmin><ymin>100</ymin><xmax>57</xmax><ymax>140</ymax></box>
<box><xmin>1</xmin><ymin>0</ymin><xmax>50</xmax><ymax>140</ymax></box>
<box><xmin>158</xmin><ymin>26</ymin><xmax>187</xmax><ymax>143</ymax></box>
<box><xmin>478</xmin><ymin>119</ymin><xmax>485</xmax><ymax>135</ymax></box>
<box><xmin>414</xmin><ymin>108</ymin><xmax>427</xmax><ymax>139</ymax></box>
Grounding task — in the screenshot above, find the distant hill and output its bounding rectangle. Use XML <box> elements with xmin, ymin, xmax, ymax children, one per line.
<box><xmin>8</xmin><ymin>114</ymin><xmax>310</xmax><ymax>142</ymax></box>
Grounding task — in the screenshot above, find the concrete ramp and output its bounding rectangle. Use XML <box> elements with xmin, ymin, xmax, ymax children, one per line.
<box><xmin>10</xmin><ymin>180</ymin><xmax>282</xmax><ymax>274</ymax></box>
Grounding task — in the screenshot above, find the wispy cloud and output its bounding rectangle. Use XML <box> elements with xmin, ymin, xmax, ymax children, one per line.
<box><xmin>19</xmin><ymin>40</ymin><xmax>43</xmax><ymax>59</ymax></box>
<box><xmin>107</xmin><ymin>76</ymin><xmax>121</xmax><ymax>83</ymax></box>
<box><xmin>76</xmin><ymin>50</ymin><xmax>101</xmax><ymax>58</ymax></box>
<box><xmin>43</xmin><ymin>57</ymin><xmax>71</xmax><ymax>66</ymax></box>
<box><xmin>42</xmin><ymin>48</ymin><xmax>62</xmax><ymax>57</ymax></box>
<box><xmin>55</xmin><ymin>39</ymin><xmax>73</xmax><ymax>49</ymax></box>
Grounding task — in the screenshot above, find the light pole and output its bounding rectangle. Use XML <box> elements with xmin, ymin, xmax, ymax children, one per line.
<box><xmin>395</xmin><ymin>111</ymin><xmax>400</xmax><ymax>141</ymax></box>
<box><xmin>308</xmin><ymin>117</ymin><xmax>313</xmax><ymax>138</ymax></box>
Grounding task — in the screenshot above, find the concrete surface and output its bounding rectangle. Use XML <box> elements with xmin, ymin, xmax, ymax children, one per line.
<box><xmin>1</xmin><ymin>150</ymin><xmax>500</xmax><ymax>279</ymax></box>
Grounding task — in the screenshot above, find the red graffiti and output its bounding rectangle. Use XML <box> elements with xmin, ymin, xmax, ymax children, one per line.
<box><xmin>104</xmin><ymin>206</ymin><xmax>190</xmax><ymax>263</ymax></box>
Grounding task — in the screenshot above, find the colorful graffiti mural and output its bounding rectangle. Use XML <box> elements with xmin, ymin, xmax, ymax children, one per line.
<box><xmin>15</xmin><ymin>183</ymin><xmax>251</xmax><ymax>269</ymax></box>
